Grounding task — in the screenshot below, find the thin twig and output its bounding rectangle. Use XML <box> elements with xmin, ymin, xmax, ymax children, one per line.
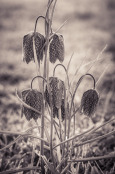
<box><xmin>95</xmin><ymin>161</ymin><xmax>104</xmax><ymax>174</ymax></box>
<box><xmin>68</xmin><ymin>153</ymin><xmax>115</xmax><ymax>162</ymax></box>
<box><xmin>67</xmin><ymin>52</ymin><xmax>74</xmax><ymax>73</ymax></box>
<box><xmin>85</xmin><ymin>45</ymin><xmax>107</xmax><ymax>74</ymax></box>
<box><xmin>96</xmin><ymin>64</ymin><xmax>110</xmax><ymax>87</ymax></box>
<box><xmin>50</xmin><ymin>18</ymin><xmax>70</xmax><ymax>39</ymax></box>
<box><xmin>70</xmin><ymin>55</ymin><xmax>85</xmax><ymax>87</ymax></box>
<box><xmin>74</xmin><ymin>130</ymin><xmax>115</xmax><ymax>148</ymax></box>
<box><xmin>0</xmin><ymin>166</ymin><xmax>41</xmax><ymax>174</ymax></box>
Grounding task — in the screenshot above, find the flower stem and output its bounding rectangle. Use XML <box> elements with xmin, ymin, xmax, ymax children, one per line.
<box><xmin>68</xmin><ymin>73</ymin><xmax>96</xmax><ymax>139</ymax></box>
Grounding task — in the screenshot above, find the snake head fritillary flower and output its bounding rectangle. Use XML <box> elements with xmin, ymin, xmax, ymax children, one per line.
<box><xmin>49</xmin><ymin>34</ymin><xmax>64</xmax><ymax>63</ymax></box>
<box><xmin>80</xmin><ymin>89</ymin><xmax>99</xmax><ymax>117</ymax></box>
<box><xmin>48</xmin><ymin>77</ymin><xmax>65</xmax><ymax>109</ymax></box>
<box><xmin>21</xmin><ymin>89</ymin><xmax>43</xmax><ymax>121</ymax></box>
<box><xmin>44</xmin><ymin>77</ymin><xmax>65</xmax><ymax>118</ymax></box>
<box><xmin>23</xmin><ymin>31</ymin><xmax>45</xmax><ymax>64</ymax></box>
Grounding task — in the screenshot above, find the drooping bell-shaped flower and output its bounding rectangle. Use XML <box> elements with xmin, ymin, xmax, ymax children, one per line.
<box><xmin>49</xmin><ymin>34</ymin><xmax>64</xmax><ymax>63</ymax></box>
<box><xmin>50</xmin><ymin>77</ymin><xmax>65</xmax><ymax>109</ymax></box>
<box><xmin>44</xmin><ymin>77</ymin><xmax>65</xmax><ymax>118</ymax></box>
<box><xmin>46</xmin><ymin>77</ymin><xmax>65</xmax><ymax>108</ymax></box>
<box><xmin>80</xmin><ymin>89</ymin><xmax>99</xmax><ymax>117</ymax></box>
<box><xmin>23</xmin><ymin>31</ymin><xmax>45</xmax><ymax>64</ymax></box>
<box><xmin>21</xmin><ymin>89</ymin><xmax>43</xmax><ymax>121</ymax></box>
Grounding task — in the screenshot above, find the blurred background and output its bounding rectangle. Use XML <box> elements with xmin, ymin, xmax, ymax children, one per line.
<box><xmin>0</xmin><ymin>0</ymin><xmax>115</xmax><ymax>131</ymax></box>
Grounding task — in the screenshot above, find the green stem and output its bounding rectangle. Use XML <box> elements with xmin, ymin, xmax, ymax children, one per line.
<box><xmin>58</xmin><ymin>108</ymin><xmax>63</xmax><ymax>142</ymax></box>
<box><xmin>50</xmin><ymin>103</ymin><xmax>55</xmax><ymax>164</ymax></box>
<box><xmin>31</xmin><ymin>142</ymin><xmax>35</xmax><ymax>174</ymax></box>
<box><xmin>50</xmin><ymin>0</ymin><xmax>57</xmax><ymax>29</ymax></box>
<box><xmin>44</xmin><ymin>0</ymin><xmax>56</xmax><ymax>168</ymax></box>
<box><xmin>34</xmin><ymin>16</ymin><xmax>45</xmax><ymax>34</ymax></box>
<box><xmin>31</xmin><ymin>75</ymin><xmax>47</xmax><ymax>89</ymax></box>
<box><xmin>68</xmin><ymin>73</ymin><xmax>96</xmax><ymax>139</ymax></box>
<box><xmin>53</xmin><ymin>63</ymin><xmax>70</xmax><ymax>89</ymax></box>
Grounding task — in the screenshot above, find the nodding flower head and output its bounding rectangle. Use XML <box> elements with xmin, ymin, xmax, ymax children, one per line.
<box><xmin>80</xmin><ymin>89</ymin><xmax>99</xmax><ymax>117</ymax></box>
<box><xmin>23</xmin><ymin>31</ymin><xmax>45</xmax><ymax>64</ymax></box>
<box><xmin>21</xmin><ymin>89</ymin><xmax>43</xmax><ymax>121</ymax></box>
<box><xmin>47</xmin><ymin>77</ymin><xmax>65</xmax><ymax>108</ymax></box>
<box><xmin>49</xmin><ymin>34</ymin><xmax>64</xmax><ymax>63</ymax></box>
<box><xmin>44</xmin><ymin>77</ymin><xmax>65</xmax><ymax>118</ymax></box>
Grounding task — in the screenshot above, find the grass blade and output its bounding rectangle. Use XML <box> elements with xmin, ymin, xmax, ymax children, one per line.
<box><xmin>41</xmin><ymin>155</ymin><xmax>59</xmax><ymax>174</ymax></box>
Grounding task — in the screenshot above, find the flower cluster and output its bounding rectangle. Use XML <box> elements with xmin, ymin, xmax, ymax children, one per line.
<box><xmin>23</xmin><ymin>32</ymin><xmax>64</xmax><ymax>64</ymax></box>
<box><xmin>21</xmin><ymin>15</ymin><xmax>99</xmax><ymax>123</ymax></box>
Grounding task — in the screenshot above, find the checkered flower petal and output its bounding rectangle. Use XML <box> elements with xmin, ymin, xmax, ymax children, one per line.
<box><xmin>49</xmin><ymin>77</ymin><xmax>58</xmax><ymax>106</ymax></box>
<box><xmin>21</xmin><ymin>89</ymin><xmax>33</xmax><ymax>121</ymax></box>
<box><xmin>80</xmin><ymin>89</ymin><xmax>99</xmax><ymax>117</ymax></box>
<box><xmin>23</xmin><ymin>32</ymin><xmax>45</xmax><ymax>64</ymax></box>
<box><xmin>44</xmin><ymin>85</ymin><xmax>50</xmax><ymax>106</ymax></box>
<box><xmin>44</xmin><ymin>77</ymin><xmax>58</xmax><ymax>107</ymax></box>
<box><xmin>55</xmin><ymin>80</ymin><xmax>65</xmax><ymax>109</ymax></box>
<box><xmin>61</xmin><ymin>99</ymin><xmax>65</xmax><ymax>120</ymax></box>
<box><xmin>44</xmin><ymin>77</ymin><xmax>65</xmax><ymax>119</ymax></box>
<box><xmin>34</xmin><ymin>32</ymin><xmax>45</xmax><ymax>63</ymax></box>
<box><xmin>26</xmin><ymin>90</ymin><xmax>43</xmax><ymax>121</ymax></box>
<box><xmin>23</xmin><ymin>32</ymin><xmax>34</xmax><ymax>64</ymax></box>
<box><xmin>61</xmin><ymin>99</ymin><xmax>69</xmax><ymax>121</ymax></box>
<box><xmin>21</xmin><ymin>89</ymin><xmax>43</xmax><ymax>121</ymax></box>
<box><xmin>50</xmin><ymin>77</ymin><xmax>65</xmax><ymax>109</ymax></box>
<box><xmin>53</xmin><ymin>104</ymin><xmax>58</xmax><ymax>118</ymax></box>
<box><xmin>49</xmin><ymin>34</ymin><xmax>64</xmax><ymax>63</ymax></box>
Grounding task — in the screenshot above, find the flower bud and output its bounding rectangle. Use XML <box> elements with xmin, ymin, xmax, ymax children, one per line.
<box><xmin>80</xmin><ymin>89</ymin><xmax>99</xmax><ymax>116</ymax></box>
<box><xmin>21</xmin><ymin>89</ymin><xmax>43</xmax><ymax>121</ymax></box>
<box><xmin>23</xmin><ymin>31</ymin><xmax>45</xmax><ymax>64</ymax></box>
<box><xmin>49</xmin><ymin>34</ymin><xmax>64</xmax><ymax>63</ymax></box>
